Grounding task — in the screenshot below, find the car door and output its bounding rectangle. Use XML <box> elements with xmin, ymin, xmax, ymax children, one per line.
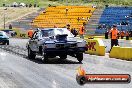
<box><xmin>29</xmin><ymin>31</ymin><xmax>40</xmax><ymax>52</ymax></box>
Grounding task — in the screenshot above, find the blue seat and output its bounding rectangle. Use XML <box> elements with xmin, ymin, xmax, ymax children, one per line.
<box><xmin>96</xmin><ymin>7</ymin><xmax>132</xmax><ymax>34</ymax></box>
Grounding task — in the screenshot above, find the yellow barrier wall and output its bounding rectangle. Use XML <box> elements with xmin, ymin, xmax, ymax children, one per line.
<box><xmin>85</xmin><ymin>39</ymin><xmax>105</xmax><ymax>56</ymax></box>
<box><xmin>109</xmin><ymin>46</ymin><xmax>132</xmax><ymax>60</ymax></box>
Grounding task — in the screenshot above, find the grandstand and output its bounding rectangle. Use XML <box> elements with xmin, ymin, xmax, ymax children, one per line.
<box><xmin>95</xmin><ymin>7</ymin><xmax>132</xmax><ymax>34</ymax></box>
<box><xmin>33</xmin><ymin>6</ymin><xmax>96</xmax><ymax>30</ymax></box>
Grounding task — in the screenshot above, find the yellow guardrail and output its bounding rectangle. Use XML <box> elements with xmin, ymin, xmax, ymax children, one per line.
<box><xmin>109</xmin><ymin>46</ymin><xmax>132</xmax><ymax>60</ymax></box>
<box><xmin>85</xmin><ymin>39</ymin><xmax>105</xmax><ymax>56</ymax></box>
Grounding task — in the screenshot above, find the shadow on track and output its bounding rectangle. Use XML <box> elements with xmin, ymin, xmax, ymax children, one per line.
<box><xmin>24</xmin><ymin>56</ymin><xmax>82</xmax><ymax>64</ymax></box>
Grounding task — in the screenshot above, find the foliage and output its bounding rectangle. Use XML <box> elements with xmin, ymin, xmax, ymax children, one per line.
<box><xmin>0</xmin><ymin>0</ymin><xmax>131</xmax><ymax>7</ymax></box>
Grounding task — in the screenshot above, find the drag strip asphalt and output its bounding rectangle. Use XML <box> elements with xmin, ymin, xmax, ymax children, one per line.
<box><xmin>0</xmin><ymin>38</ymin><xmax>132</xmax><ymax>88</ymax></box>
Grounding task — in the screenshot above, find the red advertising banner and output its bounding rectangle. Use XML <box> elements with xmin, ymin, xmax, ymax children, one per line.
<box><xmin>76</xmin><ymin>66</ymin><xmax>131</xmax><ymax>85</ymax></box>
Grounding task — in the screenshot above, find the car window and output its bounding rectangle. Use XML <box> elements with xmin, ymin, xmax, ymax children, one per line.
<box><xmin>41</xmin><ymin>28</ymin><xmax>74</xmax><ymax>37</ymax></box>
<box><xmin>42</xmin><ymin>29</ymin><xmax>54</xmax><ymax>37</ymax></box>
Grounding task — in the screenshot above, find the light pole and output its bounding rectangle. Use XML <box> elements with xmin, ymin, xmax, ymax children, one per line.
<box><xmin>34</xmin><ymin>0</ymin><xmax>37</xmax><ymax>5</ymax></box>
<box><xmin>66</xmin><ymin>0</ymin><xmax>68</xmax><ymax>6</ymax></box>
<box><xmin>4</xmin><ymin>8</ymin><xmax>7</xmax><ymax>30</ymax></box>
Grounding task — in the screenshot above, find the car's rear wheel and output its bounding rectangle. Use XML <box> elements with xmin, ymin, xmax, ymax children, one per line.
<box><xmin>28</xmin><ymin>47</ymin><xmax>36</xmax><ymax>59</ymax></box>
<box><xmin>43</xmin><ymin>53</ymin><xmax>48</xmax><ymax>63</ymax></box>
<box><xmin>6</xmin><ymin>40</ymin><xmax>9</xmax><ymax>45</ymax></box>
<box><xmin>76</xmin><ymin>53</ymin><xmax>83</xmax><ymax>63</ymax></box>
<box><xmin>3</xmin><ymin>40</ymin><xmax>9</xmax><ymax>45</ymax></box>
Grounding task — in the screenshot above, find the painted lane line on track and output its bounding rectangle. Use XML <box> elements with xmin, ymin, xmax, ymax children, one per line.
<box><xmin>0</xmin><ymin>52</ymin><xmax>7</xmax><ymax>61</ymax></box>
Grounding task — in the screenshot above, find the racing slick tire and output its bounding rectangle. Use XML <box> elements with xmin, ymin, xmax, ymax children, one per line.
<box><xmin>28</xmin><ymin>47</ymin><xmax>36</xmax><ymax>59</ymax></box>
<box><xmin>76</xmin><ymin>53</ymin><xmax>83</xmax><ymax>63</ymax></box>
<box><xmin>3</xmin><ymin>40</ymin><xmax>9</xmax><ymax>45</ymax></box>
<box><xmin>43</xmin><ymin>53</ymin><xmax>48</xmax><ymax>63</ymax></box>
<box><xmin>6</xmin><ymin>40</ymin><xmax>9</xmax><ymax>45</ymax></box>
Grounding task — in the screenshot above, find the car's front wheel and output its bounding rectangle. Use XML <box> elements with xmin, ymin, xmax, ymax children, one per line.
<box><xmin>28</xmin><ymin>47</ymin><xmax>36</xmax><ymax>59</ymax></box>
<box><xmin>76</xmin><ymin>52</ymin><xmax>83</xmax><ymax>63</ymax></box>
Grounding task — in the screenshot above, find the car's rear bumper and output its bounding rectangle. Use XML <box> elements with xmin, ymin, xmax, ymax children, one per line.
<box><xmin>0</xmin><ymin>39</ymin><xmax>9</xmax><ymax>44</ymax></box>
<box><xmin>44</xmin><ymin>47</ymin><xmax>87</xmax><ymax>55</ymax></box>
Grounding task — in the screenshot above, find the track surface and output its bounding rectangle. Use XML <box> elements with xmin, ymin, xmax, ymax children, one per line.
<box><xmin>0</xmin><ymin>38</ymin><xmax>132</xmax><ymax>88</ymax></box>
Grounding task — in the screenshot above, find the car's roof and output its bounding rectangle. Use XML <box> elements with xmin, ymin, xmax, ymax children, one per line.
<box><xmin>0</xmin><ymin>31</ymin><xmax>7</xmax><ymax>35</ymax></box>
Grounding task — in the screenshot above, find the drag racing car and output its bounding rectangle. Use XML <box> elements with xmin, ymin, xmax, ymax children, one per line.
<box><xmin>26</xmin><ymin>28</ymin><xmax>87</xmax><ymax>62</ymax></box>
<box><xmin>0</xmin><ymin>31</ymin><xmax>9</xmax><ymax>45</ymax></box>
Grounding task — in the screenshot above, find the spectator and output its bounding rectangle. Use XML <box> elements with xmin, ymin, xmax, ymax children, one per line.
<box><xmin>29</xmin><ymin>4</ymin><xmax>32</xmax><ymax>8</ymax></box>
<box><xmin>15</xmin><ymin>32</ymin><xmax>17</xmax><ymax>36</ymax></box>
<box><xmin>121</xmin><ymin>21</ymin><xmax>128</xmax><ymax>25</ymax></box>
<box><xmin>77</xmin><ymin>17</ymin><xmax>80</xmax><ymax>22</ymax></box>
<box><xmin>26</xmin><ymin>4</ymin><xmax>28</xmax><ymax>7</ymax></box>
<box><xmin>71</xmin><ymin>28</ymin><xmax>78</xmax><ymax>37</ymax></box>
<box><xmin>130</xmin><ymin>31</ymin><xmax>132</xmax><ymax>37</ymax></box>
<box><xmin>48</xmin><ymin>4</ymin><xmax>51</xmax><ymax>7</ymax></box>
<box><xmin>79</xmin><ymin>22</ymin><xmax>86</xmax><ymax>39</ymax></box>
<box><xmin>20</xmin><ymin>34</ymin><xmax>25</xmax><ymax>37</ymax></box>
<box><xmin>9</xmin><ymin>24</ymin><xmax>12</xmax><ymax>29</ymax></box>
<box><xmin>125</xmin><ymin>21</ymin><xmax>129</xmax><ymax>25</ymax></box>
<box><xmin>3</xmin><ymin>4</ymin><xmax>5</xmax><ymax>7</ymax></box>
<box><xmin>92</xmin><ymin>4</ymin><xmax>96</xmax><ymax>8</ymax></box>
<box><xmin>86</xmin><ymin>17</ymin><xmax>89</xmax><ymax>21</ymax></box>
<box><xmin>67</xmin><ymin>24</ymin><xmax>70</xmax><ymax>31</ymax></box>
<box><xmin>126</xmin><ymin>31</ymin><xmax>130</xmax><ymax>40</ymax></box>
<box><xmin>34</xmin><ymin>4</ymin><xmax>37</xmax><ymax>7</ymax></box>
<box><xmin>120</xmin><ymin>31</ymin><xmax>125</xmax><ymax>39</ymax></box>
<box><xmin>88</xmin><ymin>10</ymin><xmax>91</xmax><ymax>13</ymax></box>
<box><xmin>98</xmin><ymin>24</ymin><xmax>102</xmax><ymax>29</ymax></box>
<box><xmin>109</xmin><ymin>24</ymin><xmax>119</xmax><ymax>52</ymax></box>
<box><xmin>65</xmin><ymin>8</ymin><xmax>68</xmax><ymax>16</ymax></box>
<box><xmin>27</xmin><ymin>28</ymin><xmax>34</xmax><ymax>38</ymax></box>
<box><xmin>105</xmin><ymin>30</ymin><xmax>109</xmax><ymax>39</ymax></box>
